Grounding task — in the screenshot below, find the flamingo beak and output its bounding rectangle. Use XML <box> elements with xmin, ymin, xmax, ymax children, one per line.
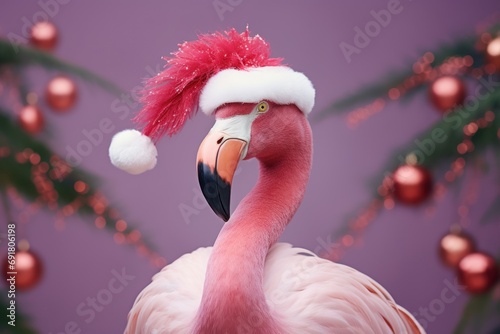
<box><xmin>196</xmin><ymin>130</ymin><xmax>247</xmax><ymax>222</ymax></box>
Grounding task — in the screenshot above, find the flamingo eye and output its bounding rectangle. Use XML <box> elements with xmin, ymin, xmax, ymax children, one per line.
<box><xmin>257</xmin><ymin>101</ymin><xmax>269</xmax><ymax>113</ymax></box>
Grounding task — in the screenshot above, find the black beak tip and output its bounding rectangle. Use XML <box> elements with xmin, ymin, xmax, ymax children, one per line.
<box><xmin>197</xmin><ymin>162</ymin><xmax>231</xmax><ymax>222</ymax></box>
<box><xmin>220</xmin><ymin>211</ymin><xmax>230</xmax><ymax>222</ymax></box>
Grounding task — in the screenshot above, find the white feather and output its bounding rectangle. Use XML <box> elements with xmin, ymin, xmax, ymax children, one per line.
<box><xmin>125</xmin><ymin>243</ymin><xmax>424</xmax><ymax>334</ymax></box>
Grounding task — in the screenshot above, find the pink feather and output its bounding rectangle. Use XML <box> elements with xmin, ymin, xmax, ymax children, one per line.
<box><xmin>134</xmin><ymin>28</ymin><xmax>283</xmax><ymax>141</ymax></box>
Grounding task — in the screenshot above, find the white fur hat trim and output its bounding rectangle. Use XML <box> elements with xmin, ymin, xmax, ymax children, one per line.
<box><xmin>199</xmin><ymin>66</ymin><xmax>315</xmax><ymax>115</ymax></box>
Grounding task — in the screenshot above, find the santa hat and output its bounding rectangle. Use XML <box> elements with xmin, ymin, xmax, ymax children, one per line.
<box><xmin>109</xmin><ymin>28</ymin><xmax>315</xmax><ymax>174</ymax></box>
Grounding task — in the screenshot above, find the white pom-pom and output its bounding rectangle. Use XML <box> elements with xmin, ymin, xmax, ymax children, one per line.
<box><xmin>109</xmin><ymin>129</ymin><xmax>157</xmax><ymax>175</ymax></box>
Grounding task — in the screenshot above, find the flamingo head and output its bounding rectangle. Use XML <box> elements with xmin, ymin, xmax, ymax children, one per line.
<box><xmin>196</xmin><ymin>101</ymin><xmax>308</xmax><ymax>222</ymax></box>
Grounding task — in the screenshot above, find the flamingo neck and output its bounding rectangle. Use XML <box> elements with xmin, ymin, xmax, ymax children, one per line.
<box><xmin>193</xmin><ymin>117</ymin><xmax>312</xmax><ymax>333</ymax></box>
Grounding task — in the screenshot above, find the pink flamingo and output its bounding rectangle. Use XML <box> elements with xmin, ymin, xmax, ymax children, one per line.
<box><xmin>109</xmin><ymin>29</ymin><xmax>425</xmax><ymax>334</ymax></box>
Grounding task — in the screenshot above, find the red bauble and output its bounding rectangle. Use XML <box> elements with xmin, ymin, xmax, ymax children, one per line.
<box><xmin>18</xmin><ymin>105</ymin><xmax>44</xmax><ymax>134</ymax></box>
<box><xmin>46</xmin><ymin>76</ymin><xmax>78</xmax><ymax>112</ymax></box>
<box><xmin>2</xmin><ymin>250</ymin><xmax>44</xmax><ymax>290</ymax></box>
<box><xmin>392</xmin><ymin>165</ymin><xmax>433</xmax><ymax>205</ymax></box>
<box><xmin>438</xmin><ymin>230</ymin><xmax>476</xmax><ymax>268</ymax></box>
<box><xmin>486</xmin><ymin>37</ymin><xmax>500</xmax><ymax>71</ymax></box>
<box><xmin>429</xmin><ymin>75</ymin><xmax>466</xmax><ymax>112</ymax></box>
<box><xmin>458</xmin><ymin>252</ymin><xmax>499</xmax><ymax>294</ymax></box>
<box><xmin>29</xmin><ymin>21</ymin><xmax>58</xmax><ymax>51</ymax></box>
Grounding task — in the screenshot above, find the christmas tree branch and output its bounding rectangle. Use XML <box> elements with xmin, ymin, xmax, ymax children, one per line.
<box><xmin>0</xmin><ymin>110</ymin><xmax>157</xmax><ymax>252</ymax></box>
<box><xmin>315</xmin><ymin>23</ymin><xmax>500</xmax><ymax>119</ymax></box>
<box><xmin>319</xmin><ymin>17</ymin><xmax>500</xmax><ymax>334</ymax></box>
<box><xmin>0</xmin><ymin>39</ymin><xmax>123</xmax><ymax>96</ymax></box>
<box><xmin>324</xmin><ymin>87</ymin><xmax>500</xmax><ymax>257</ymax></box>
<box><xmin>453</xmin><ymin>292</ymin><xmax>492</xmax><ymax>334</ymax></box>
<box><xmin>376</xmin><ymin>86</ymin><xmax>500</xmax><ymax>176</ymax></box>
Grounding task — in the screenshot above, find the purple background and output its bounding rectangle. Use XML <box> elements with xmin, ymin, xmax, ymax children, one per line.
<box><xmin>1</xmin><ymin>1</ymin><xmax>500</xmax><ymax>333</ymax></box>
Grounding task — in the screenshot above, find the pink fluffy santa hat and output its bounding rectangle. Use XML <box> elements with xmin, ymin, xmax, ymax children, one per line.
<box><xmin>109</xmin><ymin>28</ymin><xmax>315</xmax><ymax>174</ymax></box>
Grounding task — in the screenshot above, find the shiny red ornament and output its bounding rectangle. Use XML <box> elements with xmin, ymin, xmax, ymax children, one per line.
<box><xmin>29</xmin><ymin>21</ymin><xmax>58</xmax><ymax>51</ymax></box>
<box><xmin>428</xmin><ymin>75</ymin><xmax>466</xmax><ymax>112</ymax></box>
<box><xmin>19</xmin><ymin>105</ymin><xmax>44</xmax><ymax>134</ymax></box>
<box><xmin>2</xmin><ymin>250</ymin><xmax>44</xmax><ymax>290</ymax></box>
<box><xmin>486</xmin><ymin>37</ymin><xmax>500</xmax><ymax>71</ymax></box>
<box><xmin>458</xmin><ymin>252</ymin><xmax>499</xmax><ymax>294</ymax></box>
<box><xmin>438</xmin><ymin>230</ymin><xmax>476</xmax><ymax>268</ymax></box>
<box><xmin>392</xmin><ymin>164</ymin><xmax>433</xmax><ymax>205</ymax></box>
<box><xmin>46</xmin><ymin>76</ymin><xmax>77</xmax><ymax>112</ymax></box>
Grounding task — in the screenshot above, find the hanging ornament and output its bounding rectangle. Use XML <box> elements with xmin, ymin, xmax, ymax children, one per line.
<box><xmin>428</xmin><ymin>75</ymin><xmax>466</xmax><ymax>112</ymax></box>
<box><xmin>392</xmin><ymin>164</ymin><xmax>433</xmax><ymax>205</ymax></box>
<box><xmin>18</xmin><ymin>105</ymin><xmax>44</xmax><ymax>134</ymax></box>
<box><xmin>2</xmin><ymin>249</ymin><xmax>44</xmax><ymax>290</ymax></box>
<box><xmin>438</xmin><ymin>229</ymin><xmax>476</xmax><ymax>268</ymax></box>
<box><xmin>45</xmin><ymin>76</ymin><xmax>78</xmax><ymax>112</ymax></box>
<box><xmin>458</xmin><ymin>252</ymin><xmax>499</xmax><ymax>294</ymax></box>
<box><xmin>486</xmin><ymin>36</ymin><xmax>500</xmax><ymax>71</ymax></box>
<box><xmin>29</xmin><ymin>21</ymin><xmax>58</xmax><ymax>51</ymax></box>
